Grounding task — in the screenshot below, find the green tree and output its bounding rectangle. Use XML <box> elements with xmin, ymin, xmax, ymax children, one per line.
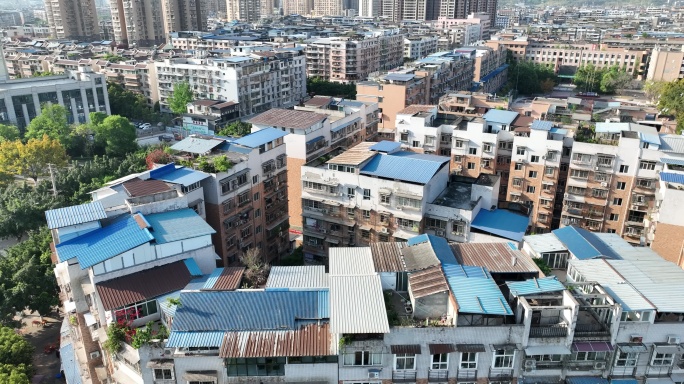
<box><xmin>24</xmin><ymin>104</ymin><xmax>70</xmax><ymax>143</ymax></box>
<box><xmin>306</xmin><ymin>77</ymin><xmax>356</xmax><ymax>99</ymax></box>
<box><xmin>574</xmin><ymin>64</ymin><xmax>606</xmax><ymax>93</ymax></box>
<box><xmin>213</xmin><ymin>155</ymin><xmax>233</xmax><ymax>172</ymax></box>
<box><xmin>217</xmin><ymin>121</ymin><xmax>251</xmax><ymax>137</ymax></box>
<box><xmin>0</xmin><ymin>363</ymin><xmax>30</xmax><ymax>384</ymax></box>
<box><xmin>168</xmin><ymin>82</ymin><xmax>193</xmax><ymax>115</ymax></box>
<box><xmin>656</xmin><ymin>79</ymin><xmax>684</xmax><ymax>134</ymax></box>
<box><xmin>644</xmin><ymin>80</ymin><xmax>666</xmax><ymax>102</ymax></box>
<box><xmin>0</xmin><ymin>136</ymin><xmax>69</xmax><ymax>182</ymax></box>
<box><xmin>599</xmin><ymin>66</ymin><xmax>632</xmax><ymax>94</ymax></box>
<box><xmin>102</xmin><ymin>53</ymin><xmax>126</xmax><ymax>63</ymax></box>
<box><xmin>107</xmin><ymin>82</ymin><xmax>169</xmax><ymax>125</ymax></box>
<box><xmin>0</xmin><ymin>125</ymin><xmax>20</xmax><ymax>142</ymax></box>
<box><xmin>92</xmin><ymin>115</ymin><xmax>138</xmax><ymax>157</ymax></box>
<box><xmin>0</xmin><ymin>183</ymin><xmax>60</xmax><ymax>240</ymax></box>
<box><xmin>0</xmin><ymin>326</ymin><xmax>33</xmax><ymax>367</ymax></box>
<box><xmin>507</xmin><ymin>60</ymin><xmax>557</xmax><ymax>95</ymax></box>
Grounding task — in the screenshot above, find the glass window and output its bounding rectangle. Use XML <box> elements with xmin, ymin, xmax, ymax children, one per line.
<box><xmin>615</xmin><ymin>351</ymin><xmax>639</xmax><ymax>367</ymax></box>
<box><xmin>395</xmin><ymin>353</ymin><xmax>416</xmax><ymax>370</ymax></box>
<box><xmin>154</xmin><ymin>368</ymin><xmax>173</xmax><ymax>380</ymax></box>
<box><xmin>343</xmin><ymin>351</ymin><xmax>382</xmax><ymax>366</ymax></box>
<box><xmin>493</xmin><ymin>349</ymin><xmax>515</xmax><ymax>368</ymax></box>
<box><xmin>460</xmin><ymin>352</ymin><xmax>477</xmax><ymax>369</ymax></box>
<box><xmin>651</xmin><ymin>352</ymin><xmax>674</xmax><ymax>366</ymax></box>
<box><xmin>432</xmin><ymin>353</ymin><xmax>448</xmax><ymax>370</ymax></box>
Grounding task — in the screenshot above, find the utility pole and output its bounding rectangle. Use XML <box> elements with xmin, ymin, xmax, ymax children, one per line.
<box><xmin>48</xmin><ymin>163</ymin><xmax>57</xmax><ymax>197</ymax></box>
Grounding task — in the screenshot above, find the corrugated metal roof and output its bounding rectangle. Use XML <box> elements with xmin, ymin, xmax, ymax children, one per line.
<box><xmin>471</xmin><ymin>209</ymin><xmax>529</xmax><ymax>242</ymax></box>
<box><xmin>482</xmin><ymin>109</ymin><xmax>518</xmax><ymax>124</ymax></box>
<box><xmin>572</xmin><ymin>342</ymin><xmax>613</xmax><ymax>352</ymax></box>
<box><xmin>610</xmin><ymin>379</ymin><xmax>637</xmax><ymax>384</ymax></box>
<box><xmin>183</xmin><ymin>258</ymin><xmax>203</xmax><ymax>276</ymax></box>
<box><xmin>248</xmin><ymin>109</ymin><xmax>327</xmax><ymax>129</ymax></box>
<box><xmin>660</xmin><ymin>172</ymin><xmax>684</xmax><ymax>184</ymax></box>
<box><xmin>144</xmin><ymin>208</ymin><xmax>216</xmax><ymax>244</ymax></box>
<box><xmin>568</xmin><ymin>259</ymin><xmax>654</xmax><ymax>311</ymax></box>
<box><xmin>360</xmin><ymin>152</ymin><xmax>448</xmax><ymax>184</ymax></box>
<box><xmin>166</xmin><ymin>331</ymin><xmax>226</xmax><ymax>348</ymax></box>
<box><xmin>219</xmin><ymin>323</ymin><xmax>332</xmax><ymax>358</ymax></box>
<box><xmin>157</xmin><ymin>290</ymin><xmax>181</xmax><ymax>318</ymax></box>
<box><xmin>170</xmin><ymin>136</ymin><xmax>225</xmax><ymax>154</ymax></box>
<box><xmin>370</xmin><ymin>242</ymin><xmax>406</xmax><ymax>272</ymax></box>
<box><xmin>96</xmin><ymin>259</ymin><xmax>196</xmax><ymax>310</ymax></box>
<box><xmin>659</xmin><ymin>135</ymin><xmax>684</xmax><ymax>154</ymax></box>
<box><xmin>523</xmin><ymin>233</ymin><xmax>567</xmax><ymax>254</ymax></box>
<box><xmin>384</xmin><ymin>73</ymin><xmax>416</xmax><ymax>82</ymax></box>
<box><xmin>149</xmin><ymin>164</ymin><xmax>211</xmax><ymax>187</ymax></box>
<box><xmin>408</xmin><ymin>266</ymin><xmax>450</xmax><ymax>298</ymax></box>
<box><xmin>45</xmin><ymin>201</ymin><xmax>107</xmax><ymax>229</ymax></box>
<box><xmin>55</xmin><ymin>215</ymin><xmax>154</xmax><ymax>267</ymax></box>
<box><xmin>525</xmin><ymin>345</ymin><xmax>571</xmax><ymax>355</ymax></box>
<box><xmin>205</xmin><ymin>267</ymin><xmax>245</xmax><ymax>290</ymax></box>
<box><xmin>369</xmin><ymin>141</ymin><xmax>401</xmax><ymax>152</ymax></box>
<box><xmin>330</xmin><ymin>275</ymin><xmax>389</xmax><ymax>334</ymax></box>
<box><xmin>451</xmin><ymin>243</ymin><xmax>540</xmax><ymax>274</ymax></box>
<box><xmin>552</xmin><ymin>226</ymin><xmax>621</xmax><ymax>260</ymax></box>
<box><xmin>506</xmin><ymin>277</ymin><xmax>565</xmax><ymax>297</ymax></box>
<box><xmin>172</xmin><ymin>290</ymin><xmax>328</xmax><ymax>331</ymax></box>
<box><xmin>530</xmin><ymin>120</ymin><xmax>553</xmax><ymax>131</ymax></box>
<box><xmin>607</xmin><ymin>256</ymin><xmax>684</xmax><ymax>313</ymax></box>
<box><xmin>407</xmin><ymin>234</ymin><xmax>458</xmax><ymax>265</ymax></box>
<box><xmin>233</xmin><ymin>127</ymin><xmax>288</xmax><ymax>148</ymax></box>
<box><xmin>566</xmin><ymin>377</ymin><xmax>608</xmax><ymax>384</ymax></box>
<box><xmin>59</xmin><ymin>342</ymin><xmax>82</xmax><ymax>384</ymax></box>
<box><xmin>266</xmin><ymin>266</ymin><xmax>328</xmax><ymax>289</ymax></box>
<box><xmin>329</xmin><ymin>247</ymin><xmax>375</xmax><ymax>276</ymax></box>
<box><xmin>390</xmin><ymin>151</ymin><xmax>453</xmax><ymax>163</ymax></box>
<box><xmin>442</xmin><ymin>264</ymin><xmax>512</xmax><ymax>315</ymax></box>
<box><xmin>661</xmin><ymin>157</ymin><xmax>684</xmax><ymax>166</ymax></box>
<box><xmin>122</xmin><ymin>178</ymin><xmax>171</xmax><ymax>197</ymax></box>
<box><xmin>402</xmin><ymin>243</ymin><xmax>441</xmax><ymax>271</ymax></box>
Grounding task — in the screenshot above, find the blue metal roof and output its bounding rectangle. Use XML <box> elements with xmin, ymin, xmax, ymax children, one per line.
<box><xmin>307</xmin><ymin>136</ymin><xmax>324</xmax><ymax>145</ymax></box>
<box><xmin>507</xmin><ymin>277</ymin><xmax>565</xmax><ymax>297</ymax></box>
<box><xmin>171</xmin><ymin>136</ymin><xmax>225</xmax><ymax>154</ymax></box>
<box><xmin>661</xmin><ymin>157</ymin><xmax>684</xmax><ymax>166</ymax></box>
<box><xmin>482</xmin><ymin>109</ymin><xmax>518</xmax><ymax>125</ymax></box>
<box><xmin>60</xmin><ymin>342</ymin><xmax>82</xmax><ymax>384</ymax></box>
<box><xmin>471</xmin><ymin>209</ymin><xmax>529</xmax><ymax>242</ymax></box>
<box><xmin>479</xmin><ymin>64</ymin><xmax>509</xmax><ymax>83</ymax></box>
<box><xmin>45</xmin><ymin>201</ymin><xmax>107</xmax><ymax>229</ymax></box>
<box><xmin>390</xmin><ymin>151</ymin><xmax>452</xmax><ymax>162</ymax></box>
<box><xmin>233</xmin><ymin>127</ymin><xmax>287</xmax><ymax>148</ymax></box>
<box><xmin>660</xmin><ymin>172</ymin><xmax>684</xmax><ymax>184</ymax></box>
<box><xmin>369</xmin><ymin>140</ymin><xmax>401</xmax><ymax>153</ymax></box>
<box><xmin>610</xmin><ymin>380</ymin><xmax>637</xmax><ymax>384</ymax></box>
<box><xmin>166</xmin><ymin>331</ymin><xmax>226</xmax><ymax>348</ymax></box>
<box><xmin>172</xmin><ymin>290</ymin><xmax>328</xmax><ymax>331</ymax></box>
<box><xmin>638</xmin><ymin>131</ymin><xmax>661</xmax><ymax>146</ymax></box>
<box><xmin>149</xmin><ymin>164</ymin><xmax>210</xmax><ymax>187</ymax></box>
<box><xmin>549</xmin><ymin>127</ymin><xmax>568</xmax><ymax>135</ymax></box>
<box><xmin>566</xmin><ymin>377</ymin><xmax>609</xmax><ymax>384</ymax></box>
<box><xmin>552</xmin><ymin>226</ymin><xmax>622</xmax><ymax>260</ymax></box>
<box><xmin>183</xmin><ymin>258</ymin><xmax>203</xmax><ymax>277</ymax></box>
<box><xmin>531</xmin><ymin>120</ymin><xmax>553</xmax><ymax>131</ymax></box>
<box><xmin>144</xmin><ymin>208</ymin><xmax>215</xmax><ymax>244</ymax></box>
<box><xmin>442</xmin><ymin>264</ymin><xmax>513</xmax><ymax>316</ymax></box>
<box><xmin>157</xmin><ymin>290</ymin><xmax>181</xmax><ymax>318</ymax></box>
<box><xmin>55</xmin><ymin>215</ymin><xmax>154</xmax><ymax>267</ymax></box>
<box><xmin>360</xmin><ymin>152</ymin><xmax>448</xmax><ymax>184</ymax></box>
<box><xmin>407</xmin><ymin>234</ymin><xmax>458</xmax><ymax>265</ymax></box>
<box><xmin>203</xmin><ymin>268</ymin><xmax>224</xmax><ymax>289</ymax></box>
<box><xmin>184</xmin><ymin>275</ymin><xmax>210</xmax><ymax>291</ymax></box>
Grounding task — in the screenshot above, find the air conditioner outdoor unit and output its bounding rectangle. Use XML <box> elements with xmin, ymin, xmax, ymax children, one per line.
<box><xmin>524</xmin><ymin>359</ymin><xmax>536</xmax><ymax>368</ymax></box>
<box><xmin>631</xmin><ymin>335</ymin><xmax>643</xmax><ymax>343</ymax></box>
<box><xmin>601</xmin><ymin>182</ymin><xmax>608</xmax><ymax>187</ymax></box>
<box><xmin>593</xmin><ymin>361</ymin><xmax>606</xmax><ymax>370</ymax></box>
<box><xmin>320</xmin><ymin>229</ymin><xmax>327</xmax><ymax>234</ymax></box>
<box><xmin>595</xmin><ymin>167</ymin><xmax>600</xmax><ymax>170</ymax></box>
<box><xmin>380</xmin><ymin>227</ymin><xmax>388</xmax><ymax>234</ymax></box>
<box><xmin>436</xmin><ymin>230</ymin><xmax>445</xmax><ymax>237</ymax></box>
<box><xmin>89</xmin><ymin>351</ymin><xmax>100</xmax><ymax>359</ymax></box>
<box><xmin>368</xmin><ymin>371</ymin><xmax>380</xmax><ymax>379</ymax></box>
<box><xmin>668</xmin><ymin>336</ymin><xmax>681</xmax><ymax>344</ymax></box>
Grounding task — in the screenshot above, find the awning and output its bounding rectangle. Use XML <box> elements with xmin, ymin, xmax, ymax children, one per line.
<box><xmin>456</xmin><ymin>344</ymin><xmax>486</xmax><ymax>353</ymax></box>
<box><xmin>492</xmin><ymin>344</ymin><xmax>517</xmax><ymax>352</ymax></box>
<box><xmin>525</xmin><ymin>345</ymin><xmax>572</xmax><ymax>356</ymax></box>
<box><xmin>304</xmin><ymin>232</ymin><xmax>325</xmax><ymax>240</ymax></box>
<box><xmin>391</xmin><ymin>344</ymin><xmax>421</xmax><ymax>354</ymax></box>
<box><xmin>325</xmin><ymin>238</ymin><xmax>339</xmax><ymax>244</ymax></box>
<box><xmin>63</xmin><ymin>300</ymin><xmax>76</xmax><ymax>313</ymax></box>
<box><xmin>182</xmin><ymin>371</ymin><xmax>218</xmax><ymax>381</ymax></box>
<box><xmin>617</xmin><ymin>343</ymin><xmax>648</xmax><ymax>353</ymax></box>
<box><xmin>645</xmin><ymin>379</ymin><xmax>674</xmax><ymax>384</ymax></box>
<box><xmin>146</xmin><ymin>359</ymin><xmax>174</xmax><ymax>369</ymax></box>
<box><xmin>670</xmin><ymin>374</ymin><xmax>684</xmax><ymax>383</ymax></box>
<box><xmin>653</xmin><ymin>343</ymin><xmax>684</xmax><ymax>353</ymax></box>
<box><xmin>520</xmin><ymin>377</ymin><xmax>562</xmax><ymax>384</ymax></box>
<box><xmin>610</xmin><ymin>380</ymin><xmax>637</xmax><ymax>384</ymax></box>
<box><xmin>83</xmin><ymin>312</ymin><xmax>97</xmax><ymax>327</ymax></box>
<box><xmin>542</xmin><ymin>181</ymin><xmax>555</xmax><ymax>185</ymax></box>
<box><xmin>572</xmin><ymin>342</ymin><xmax>614</xmax><ymax>352</ymax></box>
<box><xmin>566</xmin><ymin>377</ymin><xmax>609</xmax><ymax>384</ymax></box>
<box><xmin>306</xmin><ymin>136</ymin><xmax>324</xmax><ymax>145</ymax></box>
<box><xmin>429</xmin><ymin>344</ymin><xmax>456</xmax><ymax>354</ymax></box>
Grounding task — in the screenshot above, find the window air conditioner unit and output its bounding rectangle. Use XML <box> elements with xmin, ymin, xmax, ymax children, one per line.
<box><xmin>89</xmin><ymin>351</ymin><xmax>100</xmax><ymax>359</ymax></box>
<box><xmin>380</xmin><ymin>227</ymin><xmax>388</xmax><ymax>234</ymax></box>
<box><xmin>524</xmin><ymin>359</ymin><xmax>536</xmax><ymax>368</ymax></box>
<box><xmin>631</xmin><ymin>335</ymin><xmax>643</xmax><ymax>343</ymax></box>
<box><xmin>601</xmin><ymin>182</ymin><xmax>608</xmax><ymax>187</ymax></box>
<box><xmin>668</xmin><ymin>336</ymin><xmax>681</xmax><ymax>344</ymax></box>
<box><xmin>320</xmin><ymin>229</ymin><xmax>327</xmax><ymax>234</ymax></box>
<box><xmin>593</xmin><ymin>361</ymin><xmax>606</xmax><ymax>370</ymax></box>
<box><xmin>368</xmin><ymin>371</ymin><xmax>380</xmax><ymax>379</ymax></box>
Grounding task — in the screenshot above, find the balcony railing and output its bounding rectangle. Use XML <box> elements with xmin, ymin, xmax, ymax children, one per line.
<box><xmin>574</xmin><ymin>323</ymin><xmax>610</xmax><ymax>338</ymax></box>
<box><xmin>489</xmin><ymin>368</ymin><xmax>513</xmax><ymax>380</ymax></box>
<box><xmin>530</xmin><ymin>324</ymin><xmax>568</xmax><ymax>338</ymax></box>
<box><xmin>457</xmin><ymin>369</ymin><xmax>477</xmax><ymax>380</ymax></box>
<box><xmin>428</xmin><ymin>370</ymin><xmax>449</xmax><ymax>382</ymax></box>
<box><xmin>393</xmin><ymin>370</ymin><xmax>417</xmax><ymax>383</ymax></box>
<box><xmin>646</xmin><ymin>365</ymin><xmax>673</xmax><ymax>377</ymax></box>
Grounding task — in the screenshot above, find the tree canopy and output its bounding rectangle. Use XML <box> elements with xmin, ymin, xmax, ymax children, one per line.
<box><xmin>0</xmin><ymin>183</ymin><xmax>60</xmax><ymax>240</ymax></box>
<box><xmin>0</xmin><ymin>135</ymin><xmax>69</xmax><ymax>181</ymax></box>
<box><xmin>306</xmin><ymin>77</ymin><xmax>356</xmax><ymax>99</ymax></box>
<box><xmin>655</xmin><ymin>79</ymin><xmax>684</xmax><ymax>134</ymax></box>
<box><xmin>216</xmin><ymin>121</ymin><xmax>251</xmax><ymax>137</ymax></box>
<box><xmin>107</xmin><ymin>82</ymin><xmax>168</xmax><ymax>124</ymax></box>
<box><xmin>24</xmin><ymin>104</ymin><xmax>70</xmax><ymax>144</ymax></box>
<box><xmin>0</xmin><ymin>125</ymin><xmax>20</xmax><ymax>142</ymax></box>
<box><xmin>574</xmin><ymin>64</ymin><xmax>632</xmax><ymax>94</ymax></box>
<box><xmin>92</xmin><ymin>115</ymin><xmax>138</xmax><ymax>157</ymax></box>
<box><xmin>0</xmin><ymin>326</ymin><xmax>32</xmax><ymax>384</ymax></box>
<box><xmin>507</xmin><ymin>60</ymin><xmax>557</xmax><ymax>95</ymax></box>
<box><xmin>168</xmin><ymin>82</ymin><xmax>193</xmax><ymax>115</ymax></box>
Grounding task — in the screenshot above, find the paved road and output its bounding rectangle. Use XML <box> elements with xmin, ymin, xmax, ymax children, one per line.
<box><xmin>137</xmin><ymin>133</ymin><xmax>171</xmax><ymax>147</ymax></box>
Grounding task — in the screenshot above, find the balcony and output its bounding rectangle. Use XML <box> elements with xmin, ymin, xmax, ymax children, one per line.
<box><xmin>646</xmin><ymin>365</ymin><xmax>673</xmax><ymax>378</ymax></box>
<box><xmin>574</xmin><ymin>323</ymin><xmax>610</xmax><ymax>339</ymax></box>
<box><xmin>393</xmin><ymin>371</ymin><xmax>417</xmax><ymax>383</ymax></box>
<box><xmin>457</xmin><ymin>369</ymin><xmax>477</xmax><ymax>380</ymax></box>
<box><xmin>530</xmin><ymin>324</ymin><xmax>568</xmax><ymax>338</ymax></box>
<box><xmin>489</xmin><ymin>368</ymin><xmax>513</xmax><ymax>380</ymax></box>
<box><xmin>428</xmin><ymin>370</ymin><xmax>449</xmax><ymax>382</ymax></box>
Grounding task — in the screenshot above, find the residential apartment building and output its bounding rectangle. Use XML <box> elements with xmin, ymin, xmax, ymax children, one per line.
<box><xmin>313</xmin><ymin>0</ymin><xmax>343</xmax><ymax>16</ymax></box>
<box><xmin>248</xmin><ymin>97</ymin><xmax>380</xmax><ymax>230</ymax></box>
<box><xmin>0</xmin><ymin>67</ymin><xmax>110</xmax><ymax>131</ymax></box>
<box><xmin>304</xmin><ymin>32</ymin><xmax>405</xmax><ymax>83</ymax></box>
<box><xmin>404</xmin><ymin>35</ymin><xmax>439</xmax><ymax>60</ymax></box>
<box><xmin>358</xmin><ymin>0</ymin><xmax>382</xmax><ymax>17</ymax></box>
<box><xmin>110</xmin><ymin>0</ymin><xmax>207</xmax><ymax>47</ymax></box>
<box><xmin>43</xmin><ymin>0</ymin><xmax>100</xmax><ymax>41</ymax></box>
<box><xmin>226</xmin><ymin>0</ymin><xmax>262</xmax><ymax>21</ymax></box>
<box><xmin>401</xmin><ymin>0</ymin><xmax>441</xmax><ymax>21</ymax></box>
<box><xmin>646</xmin><ymin>46</ymin><xmax>684</xmax><ymax>82</ymax></box>
<box><xmin>651</xmin><ymin>144</ymin><xmax>684</xmax><ymax>267</ymax></box>
<box><xmin>183</xmin><ymin>99</ymin><xmax>240</xmax><ymax>134</ymax></box>
<box><xmin>169</xmin><ymin>129</ymin><xmax>291</xmax><ymax>265</ymax></box>
<box><xmin>356</xmin><ymin>51</ymin><xmax>475</xmax><ymax>133</ymax></box>
<box><xmin>283</xmin><ymin>0</ymin><xmax>314</xmax><ymax>16</ymax></box>
<box><xmin>458</xmin><ymin>44</ymin><xmax>508</xmax><ymax>93</ymax></box>
<box><xmin>153</xmin><ymin>50</ymin><xmax>306</xmax><ymax>117</ymax></box>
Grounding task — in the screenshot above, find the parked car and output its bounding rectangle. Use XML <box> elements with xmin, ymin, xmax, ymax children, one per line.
<box><xmin>159</xmin><ymin>134</ymin><xmax>173</xmax><ymax>142</ymax></box>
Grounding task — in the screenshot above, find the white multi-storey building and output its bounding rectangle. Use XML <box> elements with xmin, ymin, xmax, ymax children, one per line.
<box><xmin>404</xmin><ymin>36</ymin><xmax>439</xmax><ymax>60</ymax></box>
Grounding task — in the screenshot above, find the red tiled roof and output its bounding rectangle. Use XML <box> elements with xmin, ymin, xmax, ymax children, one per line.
<box><xmin>96</xmin><ymin>260</ymin><xmax>194</xmax><ymax>310</ymax></box>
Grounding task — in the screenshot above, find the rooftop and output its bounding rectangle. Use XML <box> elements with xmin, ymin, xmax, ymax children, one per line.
<box><xmin>451</xmin><ymin>242</ymin><xmax>540</xmax><ymax>274</ymax></box>
<box><xmin>45</xmin><ymin>201</ymin><xmax>107</xmax><ymax>230</ymax></box>
<box><xmin>232</xmin><ymin>127</ymin><xmax>288</xmax><ymax>148</ymax></box>
<box><xmin>552</xmin><ymin>226</ymin><xmax>622</xmax><ymax>260</ymax></box>
<box><xmin>149</xmin><ymin>163</ymin><xmax>211</xmax><ymax>187</ymax></box>
<box><xmin>471</xmin><ymin>209</ymin><xmax>530</xmax><ymax>242</ymax></box>
<box><xmin>360</xmin><ymin>151</ymin><xmax>449</xmax><ymax>184</ymax></box>
<box><xmin>327</xmin><ymin>142</ymin><xmax>377</xmax><ymax>165</ymax></box>
<box><xmin>523</xmin><ymin>232</ymin><xmax>567</xmax><ymax>254</ymax></box>
<box><xmin>482</xmin><ymin>109</ymin><xmax>518</xmax><ymax>125</ymax></box>
<box><xmin>122</xmin><ymin>178</ymin><xmax>171</xmax><ymax>197</ymax></box>
<box><xmin>430</xmin><ymin>181</ymin><xmax>477</xmax><ymax>210</ymax></box>
<box><xmin>397</xmin><ymin>105</ymin><xmax>436</xmax><ymax>115</ymax></box>
<box><xmin>144</xmin><ymin>208</ymin><xmax>216</xmax><ymax>244</ymax></box>
<box><xmin>248</xmin><ymin>108</ymin><xmax>328</xmax><ymax>129</ymax></box>
<box><xmin>266</xmin><ymin>266</ymin><xmax>329</xmax><ymax>289</ymax></box>
<box><xmin>170</xmin><ymin>136</ymin><xmax>226</xmax><ymax>155</ymax></box>
<box><xmin>507</xmin><ymin>277</ymin><xmax>565</xmax><ymax>297</ymax></box>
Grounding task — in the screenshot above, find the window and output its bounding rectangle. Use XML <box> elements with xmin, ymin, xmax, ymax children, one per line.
<box><xmin>425</xmin><ymin>218</ymin><xmax>446</xmax><ymax>229</ymax></box>
<box><xmin>361</xmin><ymin>230</ymin><xmax>370</xmax><ymax>239</ymax></box>
<box><xmin>467</xmin><ymin>162</ymin><xmax>476</xmax><ymax>170</ymax></box>
<box><xmin>452</xmin><ymin>221</ymin><xmax>465</xmax><ymax>235</ymax></box>
<box><xmin>526</xmin><ymin>186</ymin><xmax>536</xmax><ymax>193</ymax></box>
<box><xmin>517</xmin><ymin>147</ymin><xmax>525</xmax><ymax>155</ymax></box>
<box><xmin>226</xmin><ymin>357</ymin><xmax>286</xmax><ymax>376</ymax></box>
<box><xmin>362</xmin><ymin>210</ymin><xmax>371</xmax><ymax>219</ymax></box>
<box><xmin>609</xmin><ymin>213</ymin><xmax>619</xmax><ymax>221</ymax></box>
<box><xmin>455</xmin><ymin>140</ymin><xmax>465</xmax><ymax>148</ymax></box>
<box><xmin>483</xmin><ymin>143</ymin><xmax>492</xmax><ymax>152</ymax></box>
<box><xmin>531</xmin><ymin>155</ymin><xmax>540</xmax><ymax>163</ymax></box>
<box><xmin>454</xmin><ymin>155</ymin><xmax>462</xmax><ymax>162</ymax></box>
<box><xmin>469</xmin><ymin>147</ymin><xmax>477</xmax><ymax>155</ymax></box>
<box><xmin>425</xmin><ymin>136</ymin><xmax>435</xmax><ymax>145</ymax></box>
<box><xmin>615</xmin><ymin>351</ymin><xmax>639</xmax><ymax>367</ymax></box>
<box><xmin>113</xmin><ymin>299</ymin><xmax>158</xmax><ymax>323</ymax></box>
<box><xmin>545</xmin><ymin>166</ymin><xmax>554</xmax><ymax>175</ymax></box>
<box><xmin>344</xmin><ymin>351</ymin><xmax>382</xmax><ymax>366</ymax></box>
<box><xmin>617</xmin><ymin>182</ymin><xmax>626</xmax><ymax>190</ymax></box>
<box><xmin>481</xmin><ymin>159</ymin><xmax>491</xmax><ymax>168</ymax></box>
<box><xmin>514</xmin><ymin>163</ymin><xmax>523</xmax><ymax>170</ymax></box>
<box><xmin>432</xmin><ymin>353</ymin><xmax>449</xmax><ymax>370</ymax></box>
<box><xmin>255</xmin><ymin>225</ymin><xmax>262</xmax><ymax>234</ymax></box>
<box><xmin>401</xmin><ymin>132</ymin><xmax>409</xmax><ymax>142</ymax></box>
<box><xmin>613</xmin><ymin>198</ymin><xmax>622</xmax><ymax>205</ymax></box>
<box><xmin>460</xmin><ymin>352</ymin><xmax>477</xmax><ymax>369</ymax></box>
<box><xmin>619</xmin><ymin>165</ymin><xmax>629</xmax><ymax>173</ymax></box>
<box><xmin>241</xmin><ymin>226</ymin><xmax>251</xmax><ymax>238</ymax></box>
<box><xmin>252</xmin><ymin>175</ymin><xmax>259</xmax><ymax>184</ymax></box>
<box><xmin>347</xmin><ymin>187</ymin><xmax>355</xmax><ymax>198</ymax></box>
<box><xmin>363</xmin><ymin>189</ymin><xmax>371</xmax><ymax>200</ymax></box>
<box><xmin>253</xmin><ymin>192</ymin><xmax>260</xmax><ymax>201</ymax></box>
<box><xmin>396</xmin><ymin>196</ymin><xmax>420</xmax><ymax>209</ymax></box>
<box><xmin>651</xmin><ymin>352</ymin><xmax>675</xmax><ymax>366</ymax></box>
<box><xmin>412</xmin><ymin>140</ymin><xmax>420</xmax><ymax>148</ymax></box>
<box><xmin>154</xmin><ymin>368</ymin><xmax>173</xmax><ymax>380</ymax></box>
<box><xmin>238</xmin><ymin>192</ymin><xmax>250</xmax><ymax>206</ymax></box>
<box><xmin>639</xmin><ymin>161</ymin><xmax>656</xmax><ymax>170</ymax></box>
<box><xmin>570</xmin><ymin>169</ymin><xmax>589</xmax><ymax>179</ymax></box>
<box><xmin>395</xmin><ymin>353</ymin><xmax>416</xmax><ymax>370</ymax></box>
<box><xmin>493</xmin><ymin>349</ymin><xmax>516</xmax><ymax>368</ymax></box>
<box><xmin>528</xmin><ymin>171</ymin><xmax>537</xmax><ymax>178</ymax></box>
<box><xmin>347</xmin><ymin>208</ymin><xmax>355</xmax><ymax>218</ymax></box>
<box><xmin>573</xmin><ymin>351</ymin><xmax>607</xmax><ymax>361</ymax></box>
<box><xmin>592</xmin><ymin>189</ymin><xmax>608</xmax><ymax>198</ymax></box>
<box><xmin>512</xmin><ymin>178</ymin><xmax>523</xmax><ymax>187</ymax></box>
